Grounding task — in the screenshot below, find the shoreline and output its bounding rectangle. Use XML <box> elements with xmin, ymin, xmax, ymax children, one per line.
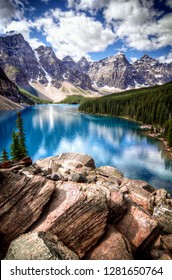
<box><xmin>79</xmin><ymin>109</ymin><xmax>172</xmax><ymax>160</ymax></box>
<box><xmin>141</xmin><ymin>130</ymin><xmax>172</xmax><ymax>160</ymax></box>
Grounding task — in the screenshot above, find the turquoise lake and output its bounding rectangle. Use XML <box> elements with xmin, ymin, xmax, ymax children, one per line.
<box><xmin>0</xmin><ymin>104</ymin><xmax>172</xmax><ymax>193</ymax></box>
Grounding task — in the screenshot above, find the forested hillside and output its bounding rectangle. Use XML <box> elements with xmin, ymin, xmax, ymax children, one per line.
<box><xmin>79</xmin><ymin>82</ymin><xmax>172</xmax><ymax>126</ymax></box>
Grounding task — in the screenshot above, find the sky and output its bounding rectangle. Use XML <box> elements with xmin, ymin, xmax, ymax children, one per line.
<box><xmin>0</xmin><ymin>0</ymin><xmax>172</xmax><ymax>63</ymax></box>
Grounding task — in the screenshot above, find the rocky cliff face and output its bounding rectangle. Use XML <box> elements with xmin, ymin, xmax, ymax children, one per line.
<box><xmin>1</xmin><ymin>153</ymin><xmax>172</xmax><ymax>260</ymax></box>
<box><xmin>62</xmin><ymin>55</ymin><xmax>80</xmax><ymax>72</ymax></box>
<box><xmin>0</xmin><ymin>67</ymin><xmax>20</xmax><ymax>102</ymax></box>
<box><xmin>0</xmin><ymin>66</ymin><xmax>29</xmax><ymax>105</ymax></box>
<box><xmin>77</xmin><ymin>56</ymin><xmax>91</xmax><ymax>73</ymax></box>
<box><xmin>88</xmin><ymin>52</ymin><xmax>137</xmax><ymax>89</ymax></box>
<box><xmin>0</xmin><ymin>32</ymin><xmax>171</xmax><ymax>95</ymax></box>
<box><xmin>35</xmin><ymin>46</ymin><xmax>64</xmax><ymax>88</ymax></box>
<box><xmin>0</xmin><ymin>32</ymin><xmax>39</xmax><ymax>93</ymax></box>
<box><xmin>88</xmin><ymin>52</ymin><xmax>172</xmax><ymax>90</ymax></box>
<box><xmin>35</xmin><ymin>46</ymin><xmax>93</xmax><ymax>90</ymax></box>
<box><xmin>133</xmin><ymin>54</ymin><xmax>172</xmax><ymax>86</ymax></box>
<box><xmin>0</xmin><ymin>32</ymin><xmax>93</xmax><ymax>94</ymax></box>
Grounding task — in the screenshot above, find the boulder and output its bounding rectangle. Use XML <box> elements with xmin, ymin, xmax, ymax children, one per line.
<box><xmin>31</xmin><ymin>182</ymin><xmax>109</xmax><ymax>257</ymax></box>
<box><xmin>161</xmin><ymin>234</ymin><xmax>172</xmax><ymax>251</ymax></box>
<box><xmin>96</xmin><ymin>166</ymin><xmax>123</xmax><ymax>179</ymax></box>
<box><xmin>86</xmin><ymin>225</ymin><xmax>133</xmax><ymax>260</ymax></box>
<box><xmin>120</xmin><ymin>178</ymin><xmax>155</xmax><ymax>193</ymax></box>
<box><xmin>124</xmin><ymin>185</ymin><xmax>154</xmax><ymax>213</ymax></box>
<box><xmin>5</xmin><ymin>231</ymin><xmax>78</xmax><ymax>260</ymax></box>
<box><xmin>158</xmin><ymin>253</ymin><xmax>172</xmax><ymax>260</ymax></box>
<box><xmin>0</xmin><ymin>170</ymin><xmax>55</xmax><ymax>257</ymax></box>
<box><xmin>107</xmin><ymin>188</ymin><xmax>127</xmax><ymax>223</ymax></box>
<box><xmin>0</xmin><ymin>157</ymin><xmax>32</xmax><ymax>170</ymax></box>
<box><xmin>150</xmin><ymin>234</ymin><xmax>172</xmax><ymax>259</ymax></box>
<box><xmin>35</xmin><ymin>153</ymin><xmax>95</xmax><ymax>173</ymax></box>
<box><xmin>115</xmin><ymin>199</ymin><xmax>162</xmax><ymax>255</ymax></box>
<box><xmin>153</xmin><ymin>203</ymin><xmax>172</xmax><ymax>233</ymax></box>
<box><xmin>151</xmin><ymin>189</ymin><xmax>172</xmax><ymax>233</ymax></box>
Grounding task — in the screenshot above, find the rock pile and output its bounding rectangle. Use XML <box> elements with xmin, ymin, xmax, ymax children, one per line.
<box><xmin>0</xmin><ymin>153</ymin><xmax>172</xmax><ymax>260</ymax></box>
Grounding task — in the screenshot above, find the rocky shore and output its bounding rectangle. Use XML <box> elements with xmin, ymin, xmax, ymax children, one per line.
<box><xmin>0</xmin><ymin>153</ymin><xmax>172</xmax><ymax>260</ymax></box>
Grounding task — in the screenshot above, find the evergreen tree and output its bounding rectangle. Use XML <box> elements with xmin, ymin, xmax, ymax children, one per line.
<box><xmin>0</xmin><ymin>148</ymin><xmax>9</xmax><ymax>162</ymax></box>
<box><xmin>10</xmin><ymin>132</ymin><xmax>21</xmax><ymax>161</ymax></box>
<box><xmin>167</xmin><ymin>120</ymin><xmax>172</xmax><ymax>147</ymax></box>
<box><xmin>10</xmin><ymin>112</ymin><xmax>28</xmax><ymax>161</ymax></box>
<box><xmin>16</xmin><ymin>112</ymin><xmax>28</xmax><ymax>158</ymax></box>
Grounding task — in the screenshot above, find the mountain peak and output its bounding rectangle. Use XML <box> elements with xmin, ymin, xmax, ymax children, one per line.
<box><xmin>78</xmin><ymin>56</ymin><xmax>88</xmax><ymax>62</ymax></box>
<box><xmin>140</xmin><ymin>54</ymin><xmax>155</xmax><ymax>62</ymax></box>
<box><xmin>62</xmin><ymin>55</ymin><xmax>75</xmax><ymax>62</ymax></box>
<box><xmin>1</xmin><ymin>31</ymin><xmax>21</xmax><ymax>37</ymax></box>
<box><xmin>116</xmin><ymin>51</ymin><xmax>125</xmax><ymax>56</ymax></box>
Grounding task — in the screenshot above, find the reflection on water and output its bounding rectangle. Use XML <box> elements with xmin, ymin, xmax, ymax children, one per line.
<box><xmin>0</xmin><ymin>104</ymin><xmax>172</xmax><ymax>193</ymax></box>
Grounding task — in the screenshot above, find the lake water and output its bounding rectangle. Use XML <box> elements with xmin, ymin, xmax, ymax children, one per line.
<box><xmin>0</xmin><ymin>104</ymin><xmax>172</xmax><ymax>194</ymax></box>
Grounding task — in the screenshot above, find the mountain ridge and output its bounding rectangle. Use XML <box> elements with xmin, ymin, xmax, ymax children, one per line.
<box><xmin>0</xmin><ymin>32</ymin><xmax>171</xmax><ymax>101</ymax></box>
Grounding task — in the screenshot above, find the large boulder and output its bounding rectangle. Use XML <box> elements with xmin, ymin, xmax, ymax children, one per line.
<box><xmin>31</xmin><ymin>153</ymin><xmax>96</xmax><ymax>182</ymax></box>
<box><xmin>152</xmin><ymin>189</ymin><xmax>172</xmax><ymax>233</ymax></box>
<box><xmin>31</xmin><ymin>182</ymin><xmax>109</xmax><ymax>257</ymax></box>
<box><xmin>150</xmin><ymin>234</ymin><xmax>172</xmax><ymax>260</ymax></box>
<box><xmin>0</xmin><ymin>170</ymin><xmax>55</xmax><ymax>257</ymax></box>
<box><xmin>86</xmin><ymin>225</ymin><xmax>133</xmax><ymax>260</ymax></box>
<box><xmin>107</xmin><ymin>188</ymin><xmax>127</xmax><ymax>223</ymax></box>
<box><xmin>124</xmin><ymin>185</ymin><xmax>154</xmax><ymax>213</ymax></box>
<box><xmin>115</xmin><ymin>199</ymin><xmax>162</xmax><ymax>256</ymax></box>
<box><xmin>120</xmin><ymin>178</ymin><xmax>155</xmax><ymax>193</ymax></box>
<box><xmin>96</xmin><ymin>166</ymin><xmax>123</xmax><ymax>179</ymax></box>
<box><xmin>35</xmin><ymin>153</ymin><xmax>95</xmax><ymax>172</ymax></box>
<box><xmin>153</xmin><ymin>203</ymin><xmax>172</xmax><ymax>233</ymax></box>
<box><xmin>5</xmin><ymin>231</ymin><xmax>78</xmax><ymax>260</ymax></box>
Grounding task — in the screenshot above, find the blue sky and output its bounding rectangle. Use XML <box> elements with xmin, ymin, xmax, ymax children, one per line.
<box><xmin>0</xmin><ymin>0</ymin><xmax>172</xmax><ymax>63</ymax></box>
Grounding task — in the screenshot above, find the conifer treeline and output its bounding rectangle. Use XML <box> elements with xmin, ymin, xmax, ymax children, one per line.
<box><xmin>79</xmin><ymin>82</ymin><xmax>172</xmax><ymax>126</ymax></box>
<box><xmin>79</xmin><ymin>82</ymin><xmax>172</xmax><ymax>145</ymax></box>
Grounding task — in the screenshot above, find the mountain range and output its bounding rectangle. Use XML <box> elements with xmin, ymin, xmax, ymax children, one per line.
<box><xmin>0</xmin><ymin>31</ymin><xmax>172</xmax><ymax>105</ymax></box>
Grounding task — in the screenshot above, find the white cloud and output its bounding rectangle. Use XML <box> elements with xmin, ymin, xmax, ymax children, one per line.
<box><xmin>0</xmin><ymin>0</ymin><xmax>43</xmax><ymax>49</ymax></box>
<box><xmin>32</xmin><ymin>9</ymin><xmax>116</xmax><ymax>59</ymax></box>
<box><xmin>130</xmin><ymin>57</ymin><xmax>138</xmax><ymax>63</ymax></box>
<box><xmin>103</xmin><ymin>0</ymin><xmax>172</xmax><ymax>51</ymax></box>
<box><xmin>114</xmin><ymin>45</ymin><xmax>127</xmax><ymax>52</ymax></box>
<box><xmin>4</xmin><ymin>19</ymin><xmax>44</xmax><ymax>49</ymax></box>
<box><xmin>0</xmin><ymin>0</ymin><xmax>24</xmax><ymax>32</ymax></box>
<box><xmin>67</xmin><ymin>0</ymin><xmax>172</xmax><ymax>52</ymax></box>
<box><xmin>67</xmin><ymin>0</ymin><xmax>111</xmax><ymax>13</ymax></box>
<box><xmin>158</xmin><ymin>51</ymin><xmax>172</xmax><ymax>63</ymax></box>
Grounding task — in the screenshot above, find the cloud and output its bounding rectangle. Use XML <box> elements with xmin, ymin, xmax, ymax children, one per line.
<box><xmin>4</xmin><ymin>19</ymin><xmax>44</xmax><ymax>49</ymax></box>
<box><xmin>67</xmin><ymin>0</ymin><xmax>111</xmax><ymax>13</ymax></box>
<box><xmin>130</xmin><ymin>57</ymin><xmax>138</xmax><ymax>63</ymax></box>
<box><xmin>67</xmin><ymin>0</ymin><xmax>172</xmax><ymax>52</ymax></box>
<box><xmin>32</xmin><ymin>9</ymin><xmax>116</xmax><ymax>59</ymax></box>
<box><xmin>103</xmin><ymin>0</ymin><xmax>172</xmax><ymax>51</ymax></box>
<box><xmin>0</xmin><ymin>0</ymin><xmax>24</xmax><ymax>32</ymax></box>
<box><xmin>114</xmin><ymin>45</ymin><xmax>128</xmax><ymax>53</ymax></box>
<box><xmin>158</xmin><ymin>51</ymin><xmax>172</xmax><ymax>63</ymax></box>
<box><xmin>0</xmin><ymin>0</ymin><xmax>42</xmax><ymax>49</ymax></box>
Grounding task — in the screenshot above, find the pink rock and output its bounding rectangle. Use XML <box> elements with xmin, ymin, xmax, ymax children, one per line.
<box><xmin>115</xmin><ymin>201</ymin><xmax>161</xmax><ymax>253</ymax></box>
<box><xmin>32</xmin><ymin>182</ymin><xmax>109</xmax><ymax>257</ymax></box>
<box><xmin>86</xmin><ymin>225</ymin><xmax>133</xmax><ymax>260</ymax></box>
<box><xmin>0</xmin><ymin>170</ymin><xmax>55</xmax><ymax>257</ymax></box>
